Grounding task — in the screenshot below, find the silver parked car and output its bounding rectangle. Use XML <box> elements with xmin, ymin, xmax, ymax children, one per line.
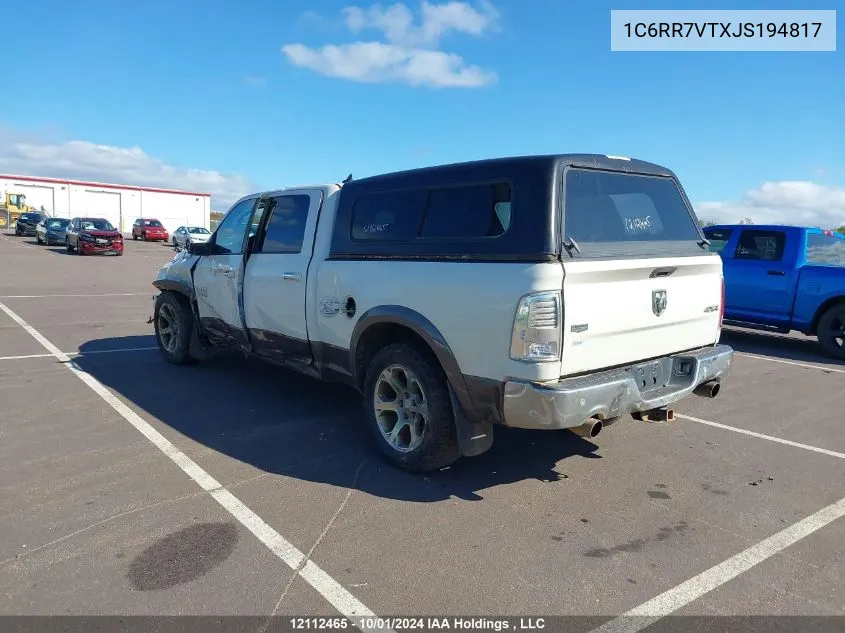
<box><xmin>36</xmin><ymin>217</ymin><xmax>71</xmax><ymax>245</ymax></box>
<box><xmin>172</xmin><ymin>226</ymin><xmax>212</xmax><ymax>250</ymax></box>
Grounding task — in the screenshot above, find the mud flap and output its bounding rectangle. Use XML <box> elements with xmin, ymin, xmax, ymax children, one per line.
<box><xmin>189</xmin><ymin>323</ymin><xmax>213</xmax><ymax>361</ymax></box>
<box><xmin>449</xmin><ymin>386</ymin><xmax>494</xmax><ymax>457</ymax></box>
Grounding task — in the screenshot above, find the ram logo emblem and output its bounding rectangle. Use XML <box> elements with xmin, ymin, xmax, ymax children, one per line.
<box><xmin>652</xmin><ymin>289</ymin><xmax>668</xmax><ymax>317</ymax></box>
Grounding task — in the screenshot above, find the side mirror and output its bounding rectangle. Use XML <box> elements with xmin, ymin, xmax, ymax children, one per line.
<box><xmin>189</xmin><ymin>241</ymin><xmax>213</xmax><ymax>256</ymax></box>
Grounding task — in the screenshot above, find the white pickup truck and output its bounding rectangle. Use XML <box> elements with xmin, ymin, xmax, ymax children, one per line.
<box><xmin>151</xmin><ymin>154</ymin><xmax>733</xmax><ymax>472</ymax></box>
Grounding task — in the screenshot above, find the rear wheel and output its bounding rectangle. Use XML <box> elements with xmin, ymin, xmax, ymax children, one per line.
<box><xmin>154</xmin><ymin>292</ymin><xmax>197</xmax><ymax>365</ymax></box>
<box><xmin>817</xmin><ymin>304</ymin><xmax>845</xmax><ymax>360</ymax></box>
<box><xmin>65</xmin><ymin>238</ymin><xmax>73</xmax><ymax>254</ymax></box>
<box><xmin>362</xmin><ymin>343</ymin><xmax>460</xmax><ymax>473</ymax></box>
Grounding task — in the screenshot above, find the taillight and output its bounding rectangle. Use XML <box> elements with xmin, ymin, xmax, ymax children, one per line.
<box><xmin>509</xmin><ymin>291</ymin><xmax>562</xmax><ymax>362</ymax></box>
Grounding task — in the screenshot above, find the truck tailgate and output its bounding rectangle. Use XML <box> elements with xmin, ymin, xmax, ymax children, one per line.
<box><xmin>560</xmin><ymin>255</ymin><xmax>722</xmax><ymax>376</ymax></box>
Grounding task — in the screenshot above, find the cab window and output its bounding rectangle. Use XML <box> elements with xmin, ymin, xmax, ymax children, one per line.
<box><xmin>213</xmin><ymin>199</ymin><xmax>257</xmax><ymax>254</ymax></box>
<box><xmin>703</xmin><ymin>228</ymin><xmax>732</xmax><ymax>254</ymax></box>
<box><xmin>256</xmin><ymin>195</ymin><xmax>311</xmax><ymax>253</ymax></box>
<box><xmin>734</xmin><ymin>229</ymin><xmax>786</xmax><ymax>261</ymax></box>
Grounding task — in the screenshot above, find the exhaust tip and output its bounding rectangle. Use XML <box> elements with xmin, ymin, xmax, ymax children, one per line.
<box><xmin>572</xmin><ymin>418</ymin><xmax>603</xmax><ymax>438</ymax></box>
<box><xmin>694</xmin><ymin>380</ymin><xmax>721</xmax><ymax>398</ymax></box>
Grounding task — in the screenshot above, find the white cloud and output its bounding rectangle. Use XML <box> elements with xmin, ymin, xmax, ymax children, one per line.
<box><xmin>282</xmin><ymin>42</ymin><xmax>495</xmax><ymax>87</ymax></box>
<box><xmin>284</xmin><ymin>1</ymin><xmax>499</xmax><ymax>88</ymax></box>
<box><xmin>0</xmin><ymin>128</ymin><xmax>256</xmax><ymax>210</ymax></box>
<box><xmin>343</xmin><ymin>0</ymin><xmax>498</xmax><ymax>47</ymax></box>
<box><xmin>696</xmin><ymin>181</ymin><xmax>845</xmax><ymax>228</ymax></box>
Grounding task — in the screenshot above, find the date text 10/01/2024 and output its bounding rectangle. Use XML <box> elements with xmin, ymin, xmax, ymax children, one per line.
<box><xmin>622</xmin><ymin>22</ymin><xmax>824</xmax><ymax>39</ymax></box>
<box><xmin>290</xmin><ymin>617</ymin><xmax>548</xmax><ymax>631</ymax></box>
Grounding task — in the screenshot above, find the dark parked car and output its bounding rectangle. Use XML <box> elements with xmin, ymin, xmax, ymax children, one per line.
<box><xmin>36</xmin><ymin>217</ymin><xmax>70</xmax><ymax>245</ymax></box>
<box><xmin>65</xmin><ymin>217</ymin><xmax>124</xmax><ymax>256</ymax></box>
<box><xmin>14</xmin><ymin>212</ymin><xmax>45</xmax><ymax>236</ymax></box>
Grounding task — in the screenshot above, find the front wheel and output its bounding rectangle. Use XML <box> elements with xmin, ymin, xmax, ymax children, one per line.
<box><xmin>36</xmin><ymin>234</ymin><xmax>42</xmax><ymax>244</ymax></box>
<box><xmin>817</xmin><ymin>304</ymin><xmax>845</xmax><ymax>360</ymax></box>
<box><xmin>154</xmin><ymin>292</ymin><xmax>197</xmax><ymax>365</ymax></box>
<box><xmin>362</xmin><ymin>343</ymin><xmax>460</xmax><ymax>473</ymax></box>
<box><xmin>65</xmin><ymin>239</ymin><xmax>73</xmax><ymax>254</ymax></box>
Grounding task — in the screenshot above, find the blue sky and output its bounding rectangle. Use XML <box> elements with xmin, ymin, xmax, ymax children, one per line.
<box><xmin>2</xmin><ymin>0</ymin><xmax>843</xmax><ymax>225</ymax></box>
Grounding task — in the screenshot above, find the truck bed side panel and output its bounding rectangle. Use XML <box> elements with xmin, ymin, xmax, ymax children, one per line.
<box><xmin>312</xmin><ymin>260</ymin><xmax>565</xmax><ymax>384</ymax></box>
<box><xmin>792</xmin><ymin>264</ymin><xmax>845</xmax><ymax>331</ymax></box>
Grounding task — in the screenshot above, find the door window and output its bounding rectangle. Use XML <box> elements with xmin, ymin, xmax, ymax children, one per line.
<box><xmin>256</xmin><ymin>195</ymin><xmax>311</xmax><ymax>253</ymax></box>
<box><xmin>213</xmin><ymin>199</ymin><xmax>257</xmax><ymax>254</ymax></box>
<box><xmin>734</xmin><ymin>230</ymin><xmax>786</xmax><ymax>261</ymax></box>
<box><xmin>702</xmin><ymin>228</ymin><xmax>732</xmax><ymax>253</ymax></box>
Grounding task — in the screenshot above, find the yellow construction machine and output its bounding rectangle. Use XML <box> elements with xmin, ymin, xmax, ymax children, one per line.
<box><xmin>0</xmin><ymin>191</ymin><xmax>34</xmax><ymax>229</ymax></box>
<box><xmin>0</xmin><ymin>191</ymin><xmax>35</xmax><ymax>229</ymax></box>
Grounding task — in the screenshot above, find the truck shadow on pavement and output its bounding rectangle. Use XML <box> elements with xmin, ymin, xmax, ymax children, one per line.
<box><xmin>74</xmin><ymin>336</ymin><xmax>602</xmax><ymax>502</ymax></box>
<box><xmin>720</xmin><ymin>327</ymin><xmax>845</xmax><ymax>367</ymax></box>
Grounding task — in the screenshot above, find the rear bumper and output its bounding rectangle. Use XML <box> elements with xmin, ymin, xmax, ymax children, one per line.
<box><xmin>502</xmin><ymin>344</ymin><xmax>734</xmax><ymax>430</ymax></box>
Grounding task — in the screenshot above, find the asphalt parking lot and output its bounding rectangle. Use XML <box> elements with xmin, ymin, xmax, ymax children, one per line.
<box><xmin>0</xmin><ymin>231</ymin><xmax>843</xmax><ymax>631</ymax></box>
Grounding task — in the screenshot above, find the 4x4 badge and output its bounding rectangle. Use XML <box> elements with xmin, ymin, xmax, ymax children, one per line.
<box><xmin>652</xmin><ymin>289</ymin><xmax>667</xmax><ymax>317</ymax></box>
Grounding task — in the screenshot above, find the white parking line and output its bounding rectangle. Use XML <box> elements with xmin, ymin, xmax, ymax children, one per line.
<box><xmin>590</xmin><ymin>495</ymin><xmax>845</xmax><ymax>633</ymax></box>
<box><xmin>677</xmin><ymin>413</ymin><xmax>845</xmax><ymax>460</ymax></box>
<box><xmin>0</xmin><ymin>234</ymin><xmax>31</xmax><ymax>248</ymax></box>
<box><xmin>74</xmin><ymin>346</ymin><xmax>159</xmax><ymax>355</ymax></box>
<box><xmin>0</xmin><ymin>353</ymin><xmax>55</xmax><ymax>360</ymax></box>
<box><xmin>0</xmin><ymin>347</ymin><xmax>158</xmax><ymax>362</ymax></box>
<box><xmin>735</xmin><ymin>351</ymin><xmax>845</xmax><ymax>374</ymax></box>
<box><xmin>0</xmin><ymin>293</ymin><xmax>150</xmax><ymax>298</ymax></box>
<box><xmin>0</xmin><ymin>299</ymin><xmax>385</xmax><ymax>632</ymax></box>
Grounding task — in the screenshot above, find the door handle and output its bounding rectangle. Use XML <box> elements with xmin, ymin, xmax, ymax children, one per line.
<box><xmin>282</xmin><ymin>272</ymin><xmax>302</xmax><ymax>282</ymax></box>
<box><xmin>767</xmin><ymin>270</ymin><xmax>785</xmax><ymax>276</ymax></box>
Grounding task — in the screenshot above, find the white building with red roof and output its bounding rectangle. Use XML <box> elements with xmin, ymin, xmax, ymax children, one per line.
<box><xmin>0</xmin><ymin>174</ymin><xmax>211</xmax><ymax>234</ymax></box>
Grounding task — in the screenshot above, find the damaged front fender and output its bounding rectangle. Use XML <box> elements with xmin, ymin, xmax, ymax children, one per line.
<box><xmin>150</xmin><ymin>250</ymin><xmax>212</xmax><ymax>356</ymax></box>
<box><xmin>153</xmin><ymin>249</ymin><xmax>199</xmax><ymax>299</ymax></box>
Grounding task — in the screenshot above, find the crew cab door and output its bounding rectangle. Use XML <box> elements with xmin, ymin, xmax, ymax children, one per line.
<box><xmin>193</xmin><ymin>196</ymin><xmax>259</xmax><ymax>351</ymax></box>
<box><xmin>723</xmin><ymin>228</ymin><xmax>795</xmax><ymax>322</ymax></box>
<box><xmin>242</xmin><ymin>190</ymin><xmax>322</xmax><ymax>367</ymax></box>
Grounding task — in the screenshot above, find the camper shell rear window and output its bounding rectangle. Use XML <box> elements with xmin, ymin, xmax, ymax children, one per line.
<box><xmin>562</xmin><ymin>167</ymin><xmax>705</xmax><ymax>258</ymax></box>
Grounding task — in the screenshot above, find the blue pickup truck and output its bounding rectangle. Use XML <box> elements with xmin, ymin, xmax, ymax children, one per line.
<box><xmin>702</xmin><ymin>224</ymin><xmax>845</xmax><ymax>359</ymax></box>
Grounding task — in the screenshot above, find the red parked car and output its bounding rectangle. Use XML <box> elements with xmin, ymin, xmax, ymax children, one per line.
<box><xmin>65</xmin><ymin>217</ymin><xmax>124</xmax><ymax>256</ymax></box>
<box><xmin>132</xmin><ymin>218</ymin><xmax>169</xmax><ymax>241</ymax></box>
